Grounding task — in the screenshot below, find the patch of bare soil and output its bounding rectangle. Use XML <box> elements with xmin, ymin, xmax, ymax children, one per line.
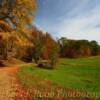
<box><xmin>0</xmin><ymin>66</ymin><xmax>17</xmax><ymax>100</ymax></box>
<box><xmin>0</xmin><ymin>63</ymin><xmax>32</xmax><ymax>100</ymax></box>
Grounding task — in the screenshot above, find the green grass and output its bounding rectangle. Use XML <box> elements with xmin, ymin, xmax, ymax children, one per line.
<box><xmin>17</xmin><ymin>56</ymin><xmax>100</xmax><ymax>93</ymax></box>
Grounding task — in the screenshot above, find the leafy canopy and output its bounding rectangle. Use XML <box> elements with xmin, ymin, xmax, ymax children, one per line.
<box><xmin>0</xmin><ymin>0</ymin><xmax>36</xmax><ymax>31</ymax></box>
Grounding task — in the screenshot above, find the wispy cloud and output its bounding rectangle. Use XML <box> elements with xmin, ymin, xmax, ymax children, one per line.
<box><xmin>36</xmin><ymin>0</ymin><xmax>100</xmax><ymax>43</ymax></box>
<box><xmin>59</xmin><ymin>0</ymin><xmax>100</xmax><ymax>43</ymax></box>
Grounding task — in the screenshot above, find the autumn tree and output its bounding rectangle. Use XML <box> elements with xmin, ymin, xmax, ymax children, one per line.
<box><xmin>43</xmin><ymin>33</ymin><xmax>59</xmax><ymax>68</ymax></box>
<box><xmin>0</xmin><ymin>0</ymin><xmax>36</xmax><ymax>60</ymax></box>
<box><xmin>30</xmin><ymin>28</ymin><xmax>44</xmax><ymax>63</ymax></box>
<box><xmin>28</xmin><ymin>28</ymin><xmax>59</xmax><ymax>68</ymax></box>
<box><xmin>0</xmin><ymin>35</ymin><xmax>6</xmax><ymax>59</ymax></box>
<box><xmin>90</xmin><ymin>41</ymin><xmax>99</xmax><ymax>56</ymax></box>
<box><xmin>58</xmin><ymin>37</ymin><xmax>100</xmax><ymax>58</ymax></box>
<box><xmin>0</xmin><ymin>0</ymin><xmax>36</xmax><ymax>31</ymax></box>
<box><xmin>32</xmin><ymin>36</ymin><xmax>44</xmax><ymax>63</ymax></box>
<box><xmin>58</xmin><ymin>37</ymin><xmax>68</xmax><ymax>57</ymax></box>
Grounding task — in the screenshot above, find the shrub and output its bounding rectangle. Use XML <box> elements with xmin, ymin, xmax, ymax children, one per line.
<box><xmin>37</xmin><ymin>60</ymin><xmax>54</xmax><ymax>69</ymax></box>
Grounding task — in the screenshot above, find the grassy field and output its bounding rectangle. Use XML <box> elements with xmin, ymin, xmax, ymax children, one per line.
<box><xmin>17</xmin><ymin>56</ymin><xmax>100</xmax><ymax>97</ymax></box>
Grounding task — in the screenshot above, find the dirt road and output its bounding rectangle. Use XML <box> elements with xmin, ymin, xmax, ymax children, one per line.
<box><xmin>0</xmin><ymin>63</ymin><xmax>33</xmax><ymax>100</ymax></box>
<box><xmin>0</xmin><ymin>66</ymin><xmax>18</xmax><ymax>100</ymax></box>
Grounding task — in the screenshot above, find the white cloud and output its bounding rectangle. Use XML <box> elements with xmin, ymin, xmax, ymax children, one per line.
<box><xmin>59</xmin><ymin>3</ymin><xmax>100</xmax><ymax>44</ymax></box>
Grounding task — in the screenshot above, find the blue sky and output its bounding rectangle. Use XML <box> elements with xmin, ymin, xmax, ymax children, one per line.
<box><xmin>35</xmin><ymin>0</ymin><xmax>100</xmax><ymax>44</ymax></box>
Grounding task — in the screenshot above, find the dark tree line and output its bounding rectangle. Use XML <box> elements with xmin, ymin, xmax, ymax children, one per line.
<box><xmin>58</xmin><ymin>37</ymin><xmax>100</xmax><ymax>58</ymax></box>
<box><xmin>0</xmin><ymin>25</ymin><xmax>100</xmax><ymax>68</ymax></box>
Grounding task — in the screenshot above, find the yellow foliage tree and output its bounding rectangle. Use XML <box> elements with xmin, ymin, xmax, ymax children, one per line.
<box><xmin>0</xmin><ymin>0</ymin><xmax>36</xmax><ymax>31</ymax></box>
<box><xmin>0</xmin><ymin>0</ymin><xmax>36</xmax><ymax>60</ymax></box>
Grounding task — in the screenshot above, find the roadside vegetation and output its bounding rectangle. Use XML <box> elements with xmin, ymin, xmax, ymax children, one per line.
<box><xmin>17</xmin><ymin>56</ymin><xmax>100</xmax><ymax>98</ymax></box>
